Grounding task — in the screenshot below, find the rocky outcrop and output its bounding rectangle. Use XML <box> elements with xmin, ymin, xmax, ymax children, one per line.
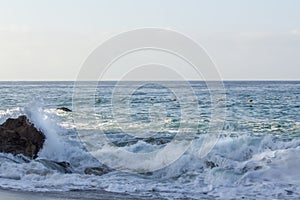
<box><xmin>0</xmin><ymin>115</ymin><xmax>113</xmax><ymax>176</ymax></box>
<box><xmin>57</xmin><ymin>107</ymin><xmax>72</xmax><ymax>112</ymax></box>
<box><xmin>37</xmin><ymin>159</ymin><xmax>73</xmax><ymax>173</ymax></box>
<box><xmin>0</xmin><ymin>115</ymin><xmax>45</xmax><ymax>159</ymax></box>
<box><xmin>84</xmin><ymin>165</ymin><xmax>112</xmax><ymax>176</ymax></box>
<box><xmin>205</xmin><ymin>161</ymin><xmax>218</xmax><ymax>169</ymax></box>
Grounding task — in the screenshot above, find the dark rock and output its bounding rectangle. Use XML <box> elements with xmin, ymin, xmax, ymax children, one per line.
<box><xmin>95</xmin><ymin>98</ymin><xmax>102</xmax><ymax>103</ymax></box>
<box><xmin>141</xmin><ymin>171</ymin><xmax>153</xmax><ymax>176</ymax></box>
<box><xmin>37</xmin><ymin>159</ymin><xmax>73</xmax><ymax>173</ymax></box>
<box><xmin>205</xmin><ymin>161</ymin><xmax>218</xmax><ymax>169</ymax></box>
<box><xmin>142</xmin><ymin>137</ymin><xmax>171</xmax><ymax>145</ymax></box>
<box><xmin>285</xmin><ymin>190</ymin><xmax>293</xmax><ymax>195</ymax></box>
<box><xmin>57</xmin><ymin>107</ymin><xmax>72</xmax><ymax>112</ymax></box>
<box><xmin>241</xmin><ymin>165</ymin><xmax>263</xmax><ymax>173</ymax></box>
<box><xmin>0</xmin><ymin>115</ymin><xmax>45</xmax><ymax>159</ymax></box>
<box><xmin>253</xmin><ymin>166</ymin><xmax>262</xmax><ymax>171</ymax></box>
<box><xmin>84</xmin><ymin>165</ymin><xmax>112</xmax><ymax>176</ymax></box>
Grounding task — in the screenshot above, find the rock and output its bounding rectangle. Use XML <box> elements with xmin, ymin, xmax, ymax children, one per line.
<box><xmin>57</xmin><ymin>107</ymin><xmax>72</xmax><ymax>112</ymax></box>
<box><xmin>142</xmin><ymin>137</ymin><xmax>171</xmax><ymax>145</ymax></box>
<box><xmin>0</xmin><ymin>115</ymin><xmax>45</xmax><ymax>159</ymax></box>
<box><xmin>95</xmin><ymin>98</ymin><xmax>102</xmax><ymax>103</ymax></box>
<box><xmin>241</xmin><ymin>163</ymin><xmax>263</xmax><ymax>173</ymax></box>
<box><xmin>285</xmin><ymin>190</ymin><xmax>293</xmax><ymax>195</ymax></box>
<box><xmin>253</xmin><ymin>166</ymin><xmax>262</xmax><ymax>171</ymax></box>
<box><xmin>205</xmin><ymin>161</ymin><xmax>218</xmax><ymax>169</ymax></box>
<box><xmin>0</xmin><ymin>154</ymin><xmax>31</xmax><ymax>164</ymax></box>
<box><xmin>37</xmin><ymin>159</ymin><xmax>73</xmax><ymax>173</ymax></box>
<box><xmin>84</xmin><ymin>165</ymin><xmax>112</xmax><ymax>176</ymax></box>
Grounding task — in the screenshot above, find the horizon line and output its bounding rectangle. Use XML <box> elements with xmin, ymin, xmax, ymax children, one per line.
<box><xmin>0</xmin><ymin>79</ymin><xmax>299</xmax><ymax>82</ymax></box>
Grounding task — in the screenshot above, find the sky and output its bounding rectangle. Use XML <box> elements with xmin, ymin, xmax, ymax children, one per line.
<box><xmin>0</xmin><ymin>0</ymin><xmax>299</xmax><ymax>80</ymax></box>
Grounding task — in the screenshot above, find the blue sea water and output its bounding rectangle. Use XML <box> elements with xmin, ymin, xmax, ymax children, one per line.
<box><xmin>0</xmin><ymin>81</ymin><xmax>299</xmax><ymax>199</ymax></box>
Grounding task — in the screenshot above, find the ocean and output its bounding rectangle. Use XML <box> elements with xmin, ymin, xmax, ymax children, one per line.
<box><xmin>0</xmin><ymin>81</ymin><xmax>299</xmax><ymax>199</ymax></box>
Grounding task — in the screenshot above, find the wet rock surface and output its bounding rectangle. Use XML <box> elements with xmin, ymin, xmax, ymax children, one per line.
<box><xmin>56</xmin><ymin>107</ymin><xmax>72</xmax><ymax>112</ymax></box>
<box><xmin>37</xmin><ymin>159</ymin><xmax>73</xmax><ymax>173</ymax></box>
<box><xmin>84</xmin><ymin>165</ymin><xmax>113</xmax><ymax>176</ymax></box>
<box><xmin>0</xmin><ymin>115</ymin><xmax>45</xmax><ymax>159</ymax></box>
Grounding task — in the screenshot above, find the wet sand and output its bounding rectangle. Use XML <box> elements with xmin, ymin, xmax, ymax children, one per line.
<box><xmin>0</xmin><ymin>189</ymin><xmax>146</xmax><ymax>200</ymax></box>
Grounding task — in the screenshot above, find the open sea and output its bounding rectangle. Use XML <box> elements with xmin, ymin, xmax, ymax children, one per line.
<box><xmin>0</xmin><ymin>81</ymin><xmax>299</xmax><ymax>199</ymax></box>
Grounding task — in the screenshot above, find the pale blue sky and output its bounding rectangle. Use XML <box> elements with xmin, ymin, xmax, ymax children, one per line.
<box><xmin>0</xmin><ymin>0</ymin><xmax>299</xmax><ymax>80</ymax></box>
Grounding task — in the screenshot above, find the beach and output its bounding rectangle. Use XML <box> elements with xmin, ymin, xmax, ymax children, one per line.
<box><xmin>0</xmin><ymin>189</ymin><xmax>144</xmax><ymax>200</ymax></box>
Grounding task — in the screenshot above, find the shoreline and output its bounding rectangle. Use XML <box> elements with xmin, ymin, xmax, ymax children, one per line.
<box><xmin>0</xmin><ymin>189</ymin><xmax>146</xmax><ymax>200</ymax></box>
